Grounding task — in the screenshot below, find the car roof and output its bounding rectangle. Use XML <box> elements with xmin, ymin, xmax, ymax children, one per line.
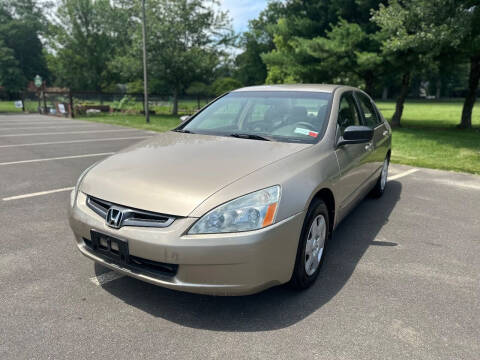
<box><xmin>232</xmin><ymin>84</ymin><xmax>345</xmax><ymax>94</ymax></box>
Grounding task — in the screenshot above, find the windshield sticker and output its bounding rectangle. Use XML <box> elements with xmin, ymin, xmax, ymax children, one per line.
<box><xmin>294</xmin><ymin>128</ymin><xmax>319</xmax><ymax>138</ymax></box>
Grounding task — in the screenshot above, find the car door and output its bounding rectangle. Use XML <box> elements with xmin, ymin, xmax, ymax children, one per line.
<box><xmin>354</xmin><ymin>91</ymin><xmax>389</xmax><ymax>180</ymax></box>
<box><xmin>334</xmin><ymin>91</ymin><xmax>373</xmax><ymax>215</ymax></box>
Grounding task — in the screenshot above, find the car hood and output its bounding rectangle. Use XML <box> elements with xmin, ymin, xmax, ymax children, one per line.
<box><xmin>80</xmin><ymin>132</ymin><xmax>309</xmax><ymax>216</ymax></box>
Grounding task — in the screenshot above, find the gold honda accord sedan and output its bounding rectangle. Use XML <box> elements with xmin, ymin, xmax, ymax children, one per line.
<box><xmin>69</xmin><ymin>84</ymin><xmax>391</xmax><ymax>295</ymax></box>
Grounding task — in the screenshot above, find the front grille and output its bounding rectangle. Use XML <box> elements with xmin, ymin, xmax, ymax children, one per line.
<box><xmin>83</xmin><ymin>237</ymin><xmax>178</xmax><ymax>277</ymax></box>
<box><xmin>87</xmin><ymin>196</ymin><xmax>110</xmax><ymax>217</ymax></box>
<box><xmin>86</xmin><ymin>195</ymin><xmax>176</xmax><ymax>228</ymax></box>
<box><xmin>129</xmin><ymin>255</ymin><xmax>178</xmax><ymax>276</ymax></box>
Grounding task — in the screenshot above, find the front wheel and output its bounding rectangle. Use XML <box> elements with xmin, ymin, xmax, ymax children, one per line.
<box><xmin>290</xmin><ymin>198</ymin><xmax>329</xmax><ymax>290</ymax></box>
<box><xmin>370</xmin><ymin>157</ymin><xmax>389</xmax><ymax>198</ymax></box>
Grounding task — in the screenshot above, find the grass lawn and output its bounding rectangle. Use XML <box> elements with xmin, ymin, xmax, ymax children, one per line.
<box><xmin>376</xmin><ymin>100</ymin><xmax>480</xmax><ymax>174</ymax></box>
<box><xmin>5</xmin><ymin>98</ymin><xmax>477</xmax><ymax>174</ymax></box>
<box><xmin>0</xmin><ymin>100</ymin><xmax>23</xmax><ymax>113</ymax></box>
<box><xmin>72</xmin><ymin>98</ymin><xmax>209</xmax><ymax>115</ymax></box>
<box><xmin>80</xmin><ymin>113</ymin><xmax>181</xmax><ymax>133</ymax></box>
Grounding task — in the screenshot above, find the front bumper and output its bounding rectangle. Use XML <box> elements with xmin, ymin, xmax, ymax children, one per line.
<box><xmin>69</xmin><ymin>192</ymin><xmax>305</xmax><ymax>295</ymax></box>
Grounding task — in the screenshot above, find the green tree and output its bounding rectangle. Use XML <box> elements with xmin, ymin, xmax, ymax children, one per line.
<box><xmin>372</xmin><ymin>0</ymin><xmax>443</xmax><ymax>126</ymax></box>
<box><xmin>210</xmin><ymin>77</ymin><xmax>242</xmax><ymax>96</ymax></box>
<box><xmin>186</xmin><ymin>81</ymin><xmax>209</xmax><ymax>108</ymax></box>
<box><xmin>261</xmin><ymin>0</ymin><xmax>387</xmax><ymax>94</ymax></box>
<box><xmin>373</xmin><ymin>0</ymin><xmax>479</xmax><ymax>128</ymax></box>
<box><xmin>49</xmin><ymin>0</ymin><xmax>135</xmax><ymax>91</ymax></box>
<box><xmin>111</xmin><ymin>0</ymin><xmax>233</xmax><ymax>115</ymax></box>
<box><xmin>235</xmin><ymin>32</ymin><xmax>270</xmax><ymax>86</ymax></box>
<box><xmin>457</xmin><ymin>1</ymin><xmax>480</xmax><ymax>129</ymax></box>
<box><xmin>0</xmin><ymin>37</ymin><xmax>22</xmax><ymax>93</ymax></box>
<box><xmin>0</xmin><ymin>0</ymin><xmax>49</xmax><ymax>94</ymax></box>
<box><xmin>148</xmin><ymin>0</ymin><xmax>233</xmax><ymax>114</ymax></box>
<box><xmin>234</xmin><ymin>1</ymin><xmax>286</xmax><ymax>86</ymax></box>
<box><xmin>302</xmin><ymin>19</ymin><xmax>383</xmax><ymax>95</ymax></box>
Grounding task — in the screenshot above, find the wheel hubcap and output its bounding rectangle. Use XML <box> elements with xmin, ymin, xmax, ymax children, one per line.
<box><xmin>380</xmin><ymin>159</ymin><xmax>389</xmax><ymax>191</ymax></box>
<box><xmin>305</xmin><ymin>214</ymin><xmax>326</xmax><ymax>276</ymax></box>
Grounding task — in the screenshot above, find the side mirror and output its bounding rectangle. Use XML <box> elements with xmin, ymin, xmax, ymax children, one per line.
<box><xmin>337</xmin><ymin>125</ymin><xmax>373</xmax><ymax>147</ymax></box>
<box><xmin>180</xmin><ymin>115</ymin><xmax>190</xmax><ymax>122</ymax></box>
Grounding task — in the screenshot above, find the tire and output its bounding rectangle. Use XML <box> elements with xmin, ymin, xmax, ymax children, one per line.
<box><xmin>290</xmin><ymin>198</ymin><xmax>330</xmax><ymax>290</ymax></box>
<box><xmin>370</xmin><ymin>156</ymin><xmax>389</xmax><ymax>198</ymax></box>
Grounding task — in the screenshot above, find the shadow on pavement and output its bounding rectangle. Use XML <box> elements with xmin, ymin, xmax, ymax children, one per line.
<box><xmin>96</xmin><ymin>181</ymin><xmax>402</xmax><ymax>331</ymax></box>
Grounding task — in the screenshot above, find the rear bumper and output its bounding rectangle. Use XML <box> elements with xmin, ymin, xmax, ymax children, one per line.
<box><xmin>69</xmin><ymin>192</ymin><xmax>305</xmax><ymax>295</ymax></box>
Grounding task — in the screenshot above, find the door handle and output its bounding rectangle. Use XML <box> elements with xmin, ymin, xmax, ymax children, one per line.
<box><xmin>383</xmin><ymin>130</ymin><xmax>389</xmax><ymax>136</ymax></box>
<box><xmin>365</xmin><ymin>142</ymin><xmax>373</xmax><ymax>151</ymax></box>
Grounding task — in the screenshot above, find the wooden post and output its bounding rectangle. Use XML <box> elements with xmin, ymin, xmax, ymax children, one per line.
<box><xmin>21</xmin><ymin>92</ymin><xmax>25</xmax><ymax>112</ymax></box>
<box><xmin>42</xmin><ymin>82</ymin><xmax>47</xmax><ymax>114</ymax></box>
<box><xmin>37</xmin><ymin>90</ymin><xmax>41</xmax><ymax>113</ymax></box>
<box><xmin>68</xmin><ymin>90</ymin><xmax>74</xmax><ymax>118</ymax></box>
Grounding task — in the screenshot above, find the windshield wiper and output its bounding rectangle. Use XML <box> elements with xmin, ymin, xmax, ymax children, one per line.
<box><xmin>229</xmin><ymin>133</ymin><xmax>272</xmax><ymax>141</ymax></box>
<box><xmin>173</xmin><ymin>129</ymin><xmax>193</xmax><ymax>133</ymax></box>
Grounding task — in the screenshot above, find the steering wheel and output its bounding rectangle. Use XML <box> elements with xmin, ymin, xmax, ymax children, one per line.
<box><xmin>245</xmin><ymin>122</ymin><xmax>270</xmax><ymax>132</ymax></box>
<box><xmin>294</xmin><ymin>121</ymin><xmax>316</xmax><ymax>131</ymax></box>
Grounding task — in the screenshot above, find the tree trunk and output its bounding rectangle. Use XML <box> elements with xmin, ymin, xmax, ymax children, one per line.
<box><xmin>435</xmin><ymin>78</ymin><xmax>441</xmax><ymax>99</ymax></box>
<box><xmin>391</xmin><ymin>72</ymin><xmax>410</xmax><ymax>128</ymax></box>
<box><xmin>172</xmin><ymin>87</ymin><xmax>179</xmax><ymax>116</ymax></box>
<box><xmin>459</xmin><ymin>55</ymin><xmax>480</xmax><ymax>129</ymax></box>
<box><xmin>364</xmin><ymin>71</ymin><xmax>375</xmax><ymax>97</ymax></box>
<box><xmin>382</xmin><ymin>87</ymin><xmax>388</xmax><ymax>100</ymax></box>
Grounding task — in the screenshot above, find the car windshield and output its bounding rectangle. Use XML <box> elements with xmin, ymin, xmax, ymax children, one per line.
<box><xmin>180</xmin><ymin>91</ymin><xmax>333</xmax><ymax>143</ymax></box>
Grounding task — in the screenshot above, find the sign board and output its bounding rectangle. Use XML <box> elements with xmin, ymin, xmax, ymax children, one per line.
<box><xmin>14</xmin><ymin>100</ymin><xmax>23</xmax><ymax>109</ymax></box>
<box><xmin>34</xmin><ymin>75</ymin><xmax>42</xmax><ymax>88</ymax></box>
<box><xmin>58</xmin><ymin>103</ymin><xmax>66</xmax><ymax>114</ymax></box>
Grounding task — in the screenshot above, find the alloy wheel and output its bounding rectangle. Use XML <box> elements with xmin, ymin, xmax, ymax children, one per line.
<box><xmin>380</xmin><ymin>159</ymin><xmax>389</xmax><ymax>191</ymax></box>
<box><xmin>305</xmin><ymin>214</ymin><xmax>326</xmax><ymax>276</ymax></box>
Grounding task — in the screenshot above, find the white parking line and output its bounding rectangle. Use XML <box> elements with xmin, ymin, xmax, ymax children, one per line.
<box><xmin>2</xmin><ymin>187</ymin><xmax>74</xmax><ymax>201</ymax></box>
<box><xmin>388</xmin><ymin>168</ymin><xmax>419</xmax><ymax>181</ymax></box>
<box><xmin>0</xmin><ymin>129</ymin><xmax>136</xmax><ymax>137</ymax></box>
<box><xmin>0</xmin><ymin>152</ymin><xmax>113</xmax><ymax>166</ymax></box>
<box><xmin>89</xmin><ymin>271</ymin><xmax>124</xmax><ymax>286</ymax></box>
<box><xmin>0</xmin><ymin>121</ymin><xmax>78</xmax><ymax>126</ymax></box>
<box><xmin>0</xmin><ymin>124</ymin><xmax>108</xmax><ymax>131</ymax></box>
<box><xmin>0</xmin><ymin>135</ymin><xmax>150</xmax><ymax>148</ymax></box>
<box><xmin>433</xmin><ymin>178</ymin><xmax>480</xmax><ymax>191</ymax></box>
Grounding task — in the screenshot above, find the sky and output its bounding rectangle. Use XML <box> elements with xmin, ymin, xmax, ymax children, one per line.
<box><xmin>219</xmin><ymin>0</ymin><xmax>269</xmax><ymax>33</ymax></box>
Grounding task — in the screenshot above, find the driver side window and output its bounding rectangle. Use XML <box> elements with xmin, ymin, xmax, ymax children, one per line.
<box><xmin>337</xmin><ymin>92</ymin><xmax>360</xmax><ymax>136</ymax></box>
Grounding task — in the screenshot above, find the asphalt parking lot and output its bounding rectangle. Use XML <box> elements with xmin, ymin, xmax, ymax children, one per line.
<box><xmin>1</xmin><ymin>114</ymin><xmax>479</xmax><ymax>360</ymax></box>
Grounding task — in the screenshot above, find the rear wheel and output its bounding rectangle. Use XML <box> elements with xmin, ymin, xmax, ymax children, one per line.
<box><xmin>290</xmin><ymin>198</ymin><xmax>329</xmax><ymax>290</ymax></box>
<box><xmin>370</xmin><ymin>156</ymin><xmax>389</xmax><ymax>198</ymax></box>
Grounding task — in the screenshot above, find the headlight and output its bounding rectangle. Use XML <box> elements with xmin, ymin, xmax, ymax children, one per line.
<box><xmin>188</xmin><ymin>185</ymin><xmax>281</xmax><ymax>234</ymax></box>
<box><xmin>71</xmin><ymin>162</ymin><xmax>98</xmax><ymax>208</ymax></box>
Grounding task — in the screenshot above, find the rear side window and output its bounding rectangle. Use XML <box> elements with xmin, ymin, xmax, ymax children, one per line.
<box><xmin>356</xmin><ymin>92</ymin><xmax>381</xmax><ymax>128</ymax></box>
<box><xmin>337</xmin><ymin>92</ymin><xmax>361</xmax><ymax>136</ymax></box>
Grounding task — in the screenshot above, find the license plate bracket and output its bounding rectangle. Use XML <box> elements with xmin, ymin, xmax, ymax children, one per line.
<box><xmin>90</xmin><ymin>230</ymin><xmax>129</xmax><ymax>264</ymax></box>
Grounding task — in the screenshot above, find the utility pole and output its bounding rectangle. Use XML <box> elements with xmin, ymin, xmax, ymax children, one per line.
<box><xmin>141</xmin><ymin>0</ymin><xmax>150</xmax><ymax>123</ymax></box>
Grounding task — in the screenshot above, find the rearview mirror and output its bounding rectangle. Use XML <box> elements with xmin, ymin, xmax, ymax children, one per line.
<box><xmin>337</xmin><ymin>125</ymin><xmax>373</xmax><ymax>147</ymax></box>
<box><xmin>180</xmin><ymin>115</ymin><xmax>190</xmax><ymax>122</ymax></box>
